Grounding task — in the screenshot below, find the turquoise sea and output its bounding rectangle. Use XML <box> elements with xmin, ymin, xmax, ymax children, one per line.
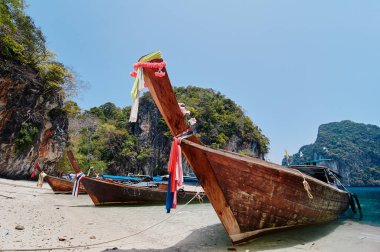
<box><xmin>342</xmin><ymin>187</ymin><xmax>380</xmax><ymax>226</ymax></box>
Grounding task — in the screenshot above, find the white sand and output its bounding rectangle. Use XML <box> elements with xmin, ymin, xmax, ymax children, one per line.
<box><xmin>0</xmin><ymin>178</ymin><xmax>379</xmax><ymax>252</ymax></box>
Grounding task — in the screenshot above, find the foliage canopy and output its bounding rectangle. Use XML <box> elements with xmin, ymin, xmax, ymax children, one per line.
<box><xmin>0</xmin><ymin>0</ymin><xmax>76</xmax><ymax>98</ymax></box>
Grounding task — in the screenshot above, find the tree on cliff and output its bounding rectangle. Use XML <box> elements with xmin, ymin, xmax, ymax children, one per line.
<box><xmin>0</xmin><ymin>0</ymin><xmax>77</xmax><ymax>98</ymax></box>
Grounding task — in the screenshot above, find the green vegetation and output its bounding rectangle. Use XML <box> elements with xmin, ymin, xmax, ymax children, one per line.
<box><xmin>287</xmin><ymin>120</ymin><xmax>380</xmax><ymax>186</ymax></box>
<box><xmin>66</xmin><ymin>101</ymin><xmax>139</xmax><ymax>175</ymax></box>
<box><xmin>15</xmin><ymin>122</ymin><xmax>38</xmax><ymax>154</ymax></box>
<box><xmin>66</xmin><ymin>87</ymin><xmax>269</xmax><ymax>176</ymax></box>
<box><xmin>174</xmin><ymin>86</ymin><xmax>269</xmax><ymax>154</ymax></box>
<box><xmin>0</xmin><ymin>0</ymin><xmax>75</xmax><ymax>97</ymax></box>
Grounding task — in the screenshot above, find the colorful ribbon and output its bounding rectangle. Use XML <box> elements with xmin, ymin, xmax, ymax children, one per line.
<box><xmin>31</xmin><ymin>163</ymin><xmax>39</xmax><ymax>178</ymax></box>
<box><xmin>129</xmin><ymin>51</ymin><xmax>166</xmax><ymax>122</ymax></box>
<box><xmin>72</xmin><ymin>172</ymin><xmax>85</xmax><ymax>197</ymax></box>
<box><xmin>166</xmin><ymin>130</ymin><xmax>193</xmax><ymax>213</ymax></box>
<box><xmin>37</xmin><ymin>172</ymin><xmax>46</xmax><ymax>188</ymax></box>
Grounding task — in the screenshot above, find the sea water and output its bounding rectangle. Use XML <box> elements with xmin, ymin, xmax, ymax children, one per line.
<box><xmin>343</xmin><ymin>187</ymin><xmax>380</xmax><ymax>226</ymax></box>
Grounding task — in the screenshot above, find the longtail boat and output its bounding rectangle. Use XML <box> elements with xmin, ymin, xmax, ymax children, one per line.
<box><xmin>66</xmin><ymin>150</ymin><xmax>206</xmax><ymax>206</ymax></box>
<box><xmin>34</xmin><ymin>163</ymin><xmax>86</xmax><ymax>194</ymax></box>
<box><xmin>134</xmin><ymin>52</ymin><xmax>350</xmax><ymax>244</ymax></box>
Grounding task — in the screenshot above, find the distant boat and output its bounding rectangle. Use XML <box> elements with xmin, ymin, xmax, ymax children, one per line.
<box><xmin>289</xmin><ymin>163</ymin><xmax>339</xmax><ymax>185</ymax></box>
<box><xmin>34</xmin><ymin>163</ymin><xmax>86</xmax><ymax>194</ymax></box>
<box><xmin>66</xmin><ymin>151</ymin><xmax>206</xmax><ymax>206</ymax></box>
<box><xmin>138</xmin><ymin>53</ymin><xmax>351</xmax><ymax>244</ymax></box>
<box><xmin>100</xmin><ymin>174</ymin><xmax>146</xmax><ymax>183</ymax></box>
<box><xmin>154</xmin><ymin>175</ymin><xmax>200</xmax><ymax>185</ymax></box>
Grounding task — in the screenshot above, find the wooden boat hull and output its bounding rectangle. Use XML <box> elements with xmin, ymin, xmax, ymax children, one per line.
<box><xmin>140</xmin><ymin>56</ymin><xmax>350</xmax><ymax>244</ymax></box>
<box><xmin>44</xmin><ymin>175</ymin><xmax>86</xmax><ymax>194</ymax></box>
<box><xmin>80</xmin><ymin>177</ymin><xmax>205</xmax><ymax>206</ymax></box>
<box><xmin>66</xmin><ymin>151</ymin><xmax>206</xmax><ymax>206</ymax></box>
<box><xmin>182</xmin><ymin>140</ymin><xmax>349</xmax><ymax>243</ymax></box>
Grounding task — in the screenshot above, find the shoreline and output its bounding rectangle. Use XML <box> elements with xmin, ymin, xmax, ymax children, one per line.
<box><xmin>1</xmin><ymin>178</ymin><xmax>379</xmax><ymax>251</ymax></box>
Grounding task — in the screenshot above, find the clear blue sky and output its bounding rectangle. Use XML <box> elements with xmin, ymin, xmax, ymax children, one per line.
<box><xmin>26</xmin><ymin>0</ymin><xmax>380</xmax><ymax>164</ymax></box>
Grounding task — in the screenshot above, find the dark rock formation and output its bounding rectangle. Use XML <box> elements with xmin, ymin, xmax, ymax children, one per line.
<box><xmin>129</xmin><ymin>94</ymin><xmax>173</xmax><ymax>176</ymax></box>
<box><xmin>0</xmin><ymin>60</ymin><xmax>68</xmax><ymax>179</ymax></box>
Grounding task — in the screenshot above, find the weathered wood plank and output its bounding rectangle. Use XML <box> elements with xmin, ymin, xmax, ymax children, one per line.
<box><xmin>182</xmin><ymin>139</ymin><xmax>349</xmax><ymax>232</ymax></box>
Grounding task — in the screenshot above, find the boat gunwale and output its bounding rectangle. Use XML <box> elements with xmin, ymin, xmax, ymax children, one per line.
<box><xmin>82</xmin><ymin>175</ymin><xmax>202</xmax><ymax>196</ymax></box>
<box><xmin>83</xmin><ymin>176</ymin><xmax>168</xmax><ymax>193</ymax></box>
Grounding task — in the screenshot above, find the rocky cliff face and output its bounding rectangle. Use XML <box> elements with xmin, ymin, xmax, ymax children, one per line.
<box><xmin>0</xmin><ymin>61</ymin><xmax>68</xmax><ymax>179</ymax></box>
<box><xmin>130</xmin><ymin>95</ymin><xmax>172</xmax><ymax>176</ymax></box>
<box><xmin>286</xmin><ymin>120</ymin><xmax>380</xmax><ymax>186</ymax></box>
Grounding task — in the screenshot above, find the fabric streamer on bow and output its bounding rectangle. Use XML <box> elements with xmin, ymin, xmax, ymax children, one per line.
<box><xmin>37</xmin><ymin>171</ymin><xmax>46</xmax><ymax>188</ymax></box>
<box><xmin>72</xmin><ymin>172</ymin><xmax>85</xmax><ymax>197</ymax></box>
<box><xmin>31</xmin><ymin>163</ymin><xmax>39</xmax><ymax>178</ymax></box>
<box><xmin>166</xmin><ymin>129</ymin><xmax>193</xmax><ymax>213</ymax></box>
<box><xmin>129</xmin><ymin>51</ymin><xmax>166</xmax><ymax>122</ymax></box>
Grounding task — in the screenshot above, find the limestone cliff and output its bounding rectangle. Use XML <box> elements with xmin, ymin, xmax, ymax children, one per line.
<box><xmin>0</xmin><ymin>0</ymin><xmax>72</xmax><ymax>178</ymax></box>
<box><xmin>0</xmin><ymin>60</ymin><xmax>68</xmax><ymax>178</ymax></box>
<box><xmin>286</xmin><ymin>120</ymin><xmax>380</xmax><ymax>186</ymax></box>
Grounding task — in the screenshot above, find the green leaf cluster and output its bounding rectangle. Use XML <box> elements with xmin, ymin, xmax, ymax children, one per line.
<box><xmin>15</xmin><ymin>122</ymin><xmax>38</xmax><ymax>154</ymax></box>
<box><xmin>66</xmin><ymin>102</ymin><xmax>149</xmax><ymax>175</ymax></box>
<box><xmin>174</xmin><ymin>86</ymin><xmax>269</xmax><ymax>155</ymax></box>
<box><xmin>0</xmin><ymin>0</ymin><xmax>45</xmax><ymax>65</ymax></box>
<box><xmin>0</xmin><ymin>0</ymin><xmax>74</xmax><ymax>96</ymax></box>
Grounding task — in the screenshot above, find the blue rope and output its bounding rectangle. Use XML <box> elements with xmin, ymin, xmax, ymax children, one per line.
<box><xmin>166</xmin><ymin>173</ymin><xmax>174</xmax><ymax>213</ymax></box>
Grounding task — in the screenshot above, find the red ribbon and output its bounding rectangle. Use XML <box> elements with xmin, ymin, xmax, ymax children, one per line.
<box><xmin>31</xmin><ymin>163</ymin><xmax>39</xmax><ymax>178</ymax></box>
<box><xmin>167</xmin><ymin>131</ymin><xmax>189</xmax><ymax>208</ymax></box>
<box><xmin>130</xmin><ymin>61</ymin><xmax>167</xmax><ymax>78</ymax></box>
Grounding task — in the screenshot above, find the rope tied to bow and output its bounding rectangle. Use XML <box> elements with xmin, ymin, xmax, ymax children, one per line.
<box><xmin>294</xmin><ymin>169</ymin><xmax>314</xmax><ymax>199</ymax></box>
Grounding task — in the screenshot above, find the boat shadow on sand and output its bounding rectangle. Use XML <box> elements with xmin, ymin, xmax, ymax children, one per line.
<box><xmin>110</xmin><ymin>221</ymin><xmax>341</xmax><ymax>252</ymax></box>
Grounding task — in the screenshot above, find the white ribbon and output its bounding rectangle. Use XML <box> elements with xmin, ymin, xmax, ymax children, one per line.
<box><xmin>72</xmin><ymin>172</ymin><xmax>85</xmax><ymax>197</ymax></box>
<box><xmin>129</xmin><ymin>67</ymin><xmax>145</xmax><ymax>122</ymax></box>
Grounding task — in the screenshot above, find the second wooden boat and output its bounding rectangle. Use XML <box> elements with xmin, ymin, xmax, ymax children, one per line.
<box><xmin>66</xmin><ymin>150</ymin><xmax>206</xmax><ymax>206</ymax></box>
<box><xmin>34</xmin><ymin>163</ymin><xmax>86</xmax><ymax>194</ymax></box>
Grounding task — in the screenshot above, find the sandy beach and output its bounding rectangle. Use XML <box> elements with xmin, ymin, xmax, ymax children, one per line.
<box><xmin>1</xmin><ymin>178</ymin><xmax>379</xmax><ymax>252</ymax></box>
